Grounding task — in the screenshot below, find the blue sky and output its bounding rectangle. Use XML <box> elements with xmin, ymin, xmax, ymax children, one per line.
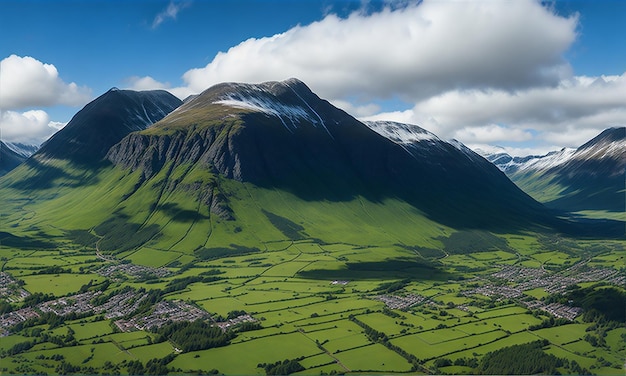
<box><xmin>1</xmin><ymin>0</ymin><xmax>625</xmax><ymax>156</ymax></box>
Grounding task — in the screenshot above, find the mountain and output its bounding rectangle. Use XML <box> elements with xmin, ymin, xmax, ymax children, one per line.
<box><xmin>0</xmin><ymin>141</ymin><xmax>27</xmax><ymax>176</ymax></box>
<box><xmin>4</xmin><ymin>142</ymin><xmax>39</xmax><ymax>158</ymax></box>
<box><xmin>35</xmin><ymin>88</ymin><xmax>182</xmax><ymax>164</ymax></box>
<box><xmin>106</xmin><ymin>79</ymin><xmax>554</xmax><ymax>230</ymax></box>
<box><xmin>480</xmin><ymin>127</ymin><xmax>625</xmax><ymax>214</ymax></box>
<box><xmin>2</xmin><ymin>79</ymin><xmax>621</xmax><ymax>260</ymax></box>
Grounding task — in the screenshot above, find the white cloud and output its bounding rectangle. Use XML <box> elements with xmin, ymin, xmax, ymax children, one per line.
<box><xmin>176</xmin><ymin>0</ymin><xmax>577</xmax><ymax>102</ymax></box>
<box><xmin>0</xmin><ymin>55</ymin><xmax>91</xmax><ymax>110</ymax></box>
<box><xmin>126</xmin><ymin>75</ymin><xmax>195</xmax><ymax>100</ymax></box>
<box><xmin>364</xmin><ymin>73</ymin><xmax>626</xmax><ymax>148</ymax></box>
<box><xmin>454</xmin><ymin>125</ymin><xmax>533</xmax><ymax>144</ymax></box>
<box><xmin>152</xmin><ymin>1</ymin><xmax>190</xmax><ymax>29</ymax></box>
<box><xmin>470</xmin><ymin>143</ymin><xmax>563</xmax><ymax>158</ymax></box>
<box><xmin>0</xmin><ymin>110</ymin><xmax>66</xmax><ymax>145</ymax></box>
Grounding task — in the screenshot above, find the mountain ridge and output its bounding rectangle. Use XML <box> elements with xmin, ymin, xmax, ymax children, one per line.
<box><xmin>106</xmin><ymin>79</ymin><xmax>559</xmax><ymax>231</ymax></box>
<box><xmin>480</xmin><ymin>127</ymin><xmax>625</xmax><ymax>214</ymax></box>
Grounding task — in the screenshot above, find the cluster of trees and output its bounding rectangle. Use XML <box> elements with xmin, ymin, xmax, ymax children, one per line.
<box><xmin>124</xmin><ymin>355</ymin><xmax>176</xmax><ymax>375</ymax></box>
<box><xmin>376</xmin><ymin>279</ymin><xmax>410</xmax><ymax>294</ymax></box>
<box><xmin>528</xmin><ymin>315</ymin><xmax>570</xmax><ymax>330</ymax></box>
<box><xmin>155</xmin><ymin>320</ymin><xmax>233</xmax><ymax>352</ymax></box>
<box><xmin>258</xmin><ymin>358</ymin><xmax>305</xmax><ymax>375</ymax></box>
<box><xmin>567</xmin><ymin>286</ymin><xmax>626</xmax><ymax>323</ymax></box>
<box><xmin>476</xmin><ymin>340</ymin><xmax>563</xmax><ymax>375</ymax></box>
<box><xmin>195</xmin><ymin>244</ymin><xmax>260</xmax><ymax>261</ymax></box>
<box><xmin>36</xmin><ymin>266</ymin><xmax>70</xmax><ymax>275</ymax></box>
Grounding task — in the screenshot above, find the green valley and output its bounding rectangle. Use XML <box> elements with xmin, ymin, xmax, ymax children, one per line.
<box><xmin>1</xmin><ymin>158</ymin><xmax>624</xmax><ymax>375</ymax></box>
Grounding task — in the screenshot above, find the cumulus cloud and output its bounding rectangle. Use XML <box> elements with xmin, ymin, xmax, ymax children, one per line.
<box><xmin>126</xmin><ymin>75</ymin><xmax>195</xmax><ymax>100</ymax></box>
<box><xmin>128</xmin><ymin>0</ymin><xmax>624</xmax><ymax>152</ymax></box>
<box><xmin>369</xmin><ymin>73</ymin><xmax>626</xmax><ymax>147</ymax></box>
<box><xmin>176</xmin><ymin>0</ymin><xmax>577</xmax><ymax>102</ymax></box>
<box><xmin>152</xmin><ymin>1</ymin><xmax>191</xmax><ymax>29</ymax></box>
<box><xmin>0</xmin><ymin>110</ymin><xmax>66</xmax><ymax>145</ymax></box>
<box><xmin>0</xmin><ymin>55</ymin><xmax>91</xmax><ymax>110</ymax></box>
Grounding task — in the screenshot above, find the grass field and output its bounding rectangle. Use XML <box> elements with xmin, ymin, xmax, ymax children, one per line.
<box><xmin>1</xmin><ymin>160</ymin><xmax>625</xmax><ymax>375</ymax></box>
<box><xmin>335</xmin><ymin>343</ymin><xmax>413</xmax><ymax>372</ymax></box>
<box><xmin>20</xmin><ymin>274</ymin><xmax>105</xmax><ymax>296</ymax></box>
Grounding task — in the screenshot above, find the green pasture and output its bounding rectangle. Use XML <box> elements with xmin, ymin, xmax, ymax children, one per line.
<box><xmin>231</xmin><ymin>326</ymin><xmax>287</xmax><ymax>343</ymax></box>
<box><xmin>302</xmin><ymin>320</ymin><xmax>370</xmax><ymax>353</ymax></box>
<box><xmin>169</xmin><ymin>332</ymin><xmax>323</xmax><ymax>374</ymax></box>
<box><xmin>245</xmin><ymin>277</ymin><xmax>343</xmax><ymax>294</ymax></box>
<box><xmin>165</xmin><ymin>282</ymin><xmax>230</xmax><ymax>301</ymax></box>
<box><xmin>244</xmin><ymin>296</ymin><xmax>327</xmax><ymax>317</ymax></box>
<box><xmin>531</xmin><ymin>251</ymin><xmax>578</xmax><ymax>265</ymax></box>
<box><xmin>443</xmin><ymin>255</ymin><xmax>489</xmax><ymax>271</ymax></box>
<box><xmin>563</xmin><ymin>339</ymin><xmax>596</xmax><ymax>355</ymax></box>
<box><xmin>197</xmin><ymin>296</ymin><xmax>248</xmax><ymax>316</ymax></box>
<box><xmin>0</xmin><ymin>334</ymin><xmax>31</xmax><ymax>351</ymax></box>
<box><xmin>532</xmin><ymin>323</ymin><xmax>590</xmax><ymax>345</ymax></box>
<box><xmin>262</xmin><ymin>261</ymin><xmax>316</xmax><ymax>277</ymax></box>
<box><xmin>469</xmin><ymin>250</ymin><xmax>517</xmax><ymax>262</ymax></box>
<box><xmin>4</xmin><ymin>252</ymin><xmax>72</xmax><ymax>269</ymax></box>
<box><xmin>298</xmin><ymin>353</ymin><xmax>337</xmax><ymax>369</ymax></box>
<box><xmin>127</xmin><ymin>342</ymin><xmax>175</xmax><ymax>361</ymax></box>
<box><xmin>295</xmin><ymin>363</ymin><xmax>346</xmax><ymax>375</ymax></box>
<box><xmin>544</xmin><ymin>345</ymin><xmax>595</xmax><ymax>369</ymax></box>
<box><xmin>588</xmin><ymin>252</ymin><xmax>626</xmax><ymax>269</ymax></box>
<box><xmin>605</xmin><ymin>327</ymin><xmax>626</xmax><ymax>352</ymax></box>
<box><xmin>21</xmin><ymin>273</ymin><xmax>104</xmax><ymax>296</ymax></box>
<box><xmin>124</xmin><ymin>248</ymin><xmax>183</xmax><ymax>268</ymax></box>
<box><xmin>23</xmin><ymin>342</ymin><xmax>134</xmax><ymax>368</ymax></box>
<box><xmin>103</xmin><ymin>331</ymin><xmax>153</xmax><ymax>346</ymax></box>
<box><xmin>272</xmin><ymin>297</ymin><xmax>380</xmax><ymax>320</ymax></box>
<box><xmin>519</xmin><ymin>259</ymin><xmax>543</xmax><ymax>268</ymax></box>
<box><xmin>391</xmin><ymin>329</ymin><xmax>508</xmax><ymax>360</ymax></box>
<box><xmin>355</xmin><ymin>312</ymin><xmax>410</xmax><ymax>336</ymax></box>
<box><xmin>482</xmin><ymin>313</ymin><xmax>543</xmax><ymax>333</ymax></box>
<box><xmin>523</xmin><ymin>287</ymin><xmax>550</xmax><ymax>299</ymax></box>
<box><xmin>455</xmin><ymin>321</ymin><xmax>500</xmax><ymax>336</ymax></box>
<box><xmin>56</xmin><ymin>321</ymin><xmax>113</xmax><ymax>341</ymax></box>
<box><xmin>473</xmin><ymin>305</ymin><xmax>527</xmax><ymax>319</ymax></box>
<box><xmin>334</xmin><ymin>343</ymin><xmax>412</xmax><ymax>372</ymax></box>
<box><xmin>414</xmin><ymin>327</ymin><xmax>470</xmax><ymax>345</ymax></box>
<box><xmin>234</xmin><ymin>289</ymin><xmax>300</xmax><ymax>304</ymax></box>
<box><xmin>292</xmin><ymin>242</ymin><xmax>327</xmax><ymax>254</ymax></box>
<box><xmin>446</xmin><ymin>331</ymin><xmax>541</xmax><ymax>359</ymax></box>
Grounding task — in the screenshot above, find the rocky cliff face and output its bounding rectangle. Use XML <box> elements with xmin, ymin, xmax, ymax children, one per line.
<box><xmin>106</xmin><ymin>79</ymin><xmax>560</xmax><ymax>230</ymax></box>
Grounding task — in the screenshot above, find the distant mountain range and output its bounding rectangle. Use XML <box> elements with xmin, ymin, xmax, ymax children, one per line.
<box><xmin>479</xmin><ymin>127</ymin><xmax>625</xmax><ymax>214</ymax></box>
<box><xmin>1</xmin><ymin>79</ymin><xmax>622</xmax><ymax>248</ymax></box>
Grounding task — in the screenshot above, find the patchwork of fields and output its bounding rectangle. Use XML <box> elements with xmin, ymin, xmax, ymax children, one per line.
<box><xmin>1</xmin><ymin>231</ymin><xmax>624</xmax><ymax>375</ymax></box>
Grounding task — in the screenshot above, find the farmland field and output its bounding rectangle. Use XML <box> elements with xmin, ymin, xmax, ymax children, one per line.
<box><xmin>0</xmin><ymin>218</ymin><xmax>624</xmax><ymax>375</ymax></box>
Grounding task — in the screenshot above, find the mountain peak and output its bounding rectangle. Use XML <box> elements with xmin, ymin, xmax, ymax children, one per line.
<box><xmin>36</xmin><ymin>89</ymin><xmax>182</xmax><ymax>163</ymax></box>
<box><xmin>578</xmin><ymin>126</ymin><xmax>625</xmax><ymax>151</ymax></box>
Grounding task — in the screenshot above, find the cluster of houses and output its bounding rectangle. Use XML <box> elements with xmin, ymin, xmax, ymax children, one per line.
<box><xmin>114</xmin><ymin>300</ymin><xmax>209</xmax><ymax>332</ymax></box>
<box><xmin>0</xmin><ymin>272</ymin><xmax>30</xmax><ymax>303</ymax></box>
<box><xmin>96</xmin><ymin>263</ymin><xmax>171</xmax><ymax>280</ymax></box>
<box><xmin>373</xmin><ymin>293</ymin><xmax>426</xmax><ymax>310</ymax></box>
<box><xmin>522</xmin><ymin>300</ymin><xmax>583</xmax><ymax>321</ymax></box>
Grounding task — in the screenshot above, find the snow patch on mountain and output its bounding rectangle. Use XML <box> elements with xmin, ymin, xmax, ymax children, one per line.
<box><xmin>4</xmin><ymin>142</ymin><xmax>39</xmax><ymax>157</ymax></box>
<box><xmin>364</xmin><ymin>120</ymin><xmax>439</xmax><ymax>144</ymax></box>
<box><xmin>215</xmin><ymin>93</ymin><xmax>316</xmax><ymax>132</ymax></box>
